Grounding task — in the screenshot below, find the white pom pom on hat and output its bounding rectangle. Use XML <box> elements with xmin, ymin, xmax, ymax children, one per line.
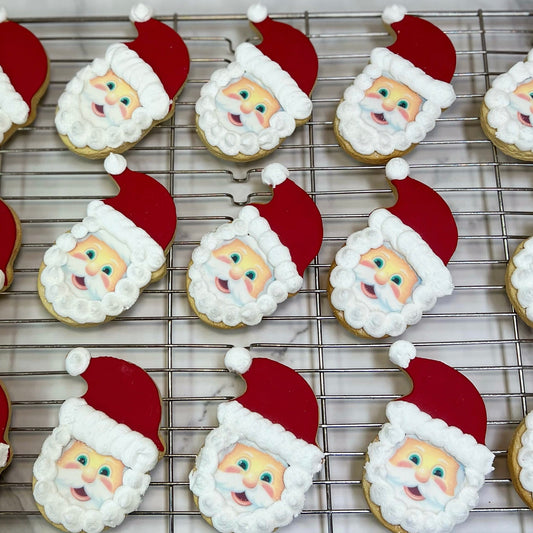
<box><xmin>389</xmin><ymin>340</ymin><xmax>416</xmax><ymax>368</ymax></box>
<box><xmin>0</xmin><ymin>7</ymin><xmax>7</xmax><ymax>23</ymax></box>
<box><xmin>385</xmin><ymin>157</ymin><xmax>409</xmax><ymax>181</ymax></box>
<box><xmin>262</xmin><ymin>163</ymin><xmax>290</xmax><ymax>187</ymax></box>
<box><xmin>65</xmin><ymin>347</ymin><xmax>91</xmax><ymax>376</ymax></box>
<box><xmin>382</xmin><ymin>4</ymin><xmax>407</xmax><ymax>25</ymax></box>
<box><xmin>104</xmin><ymin>153</ymin><xmax>128</xmax><ymax>175</ymax></box>
<box><xmin>247</xmin><ymin>3</ymin><xmax>268</xmax><ymax>23</ymax></box>
<box><xmin>129</xmin><ymin>3</ymin><xmax>153</xmax><ymax>23</ymax></box>
<box><xmin>225</xmin><ymin>347</ymin><xmax>252</xmax><ymax>374</ymax></box>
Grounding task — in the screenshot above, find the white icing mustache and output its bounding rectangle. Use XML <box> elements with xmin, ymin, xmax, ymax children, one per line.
<box><xmin>353</xmin><ymin>263</ymin><xmax>404</xmax><ymax>312</ymax></box>
<box><xmin>64</xmin><ymin>255</ymin><xmax>110</xmax><ymax>301</ymax></box>
<box><xmin>359</xmin><ymin>95</ymin><xmax>410</xmax><ymax>132</ymax></box>
<box><xmin>214</xmin><ymin>469</ymin><xmax>275</xmax><ymax>511</ymax></box>
<box><xmin>214</xmin><ymin>90</ymin><xmax>266</xmax><ymax>134</ymax></box>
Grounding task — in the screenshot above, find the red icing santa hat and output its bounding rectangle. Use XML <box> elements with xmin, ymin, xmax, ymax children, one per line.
<box><xmin>101</xmin><ymin>3</ymin><xmax>189</xmax><ymax>120</ymax></box>
<box><xmin>220</xmin><ymin>347</ymin><xmax>323</xmax><ymax>473</ymax></box>
<box><xmin>0</xmin><ymin>7</ymin><xmax>48</xmax><ymax>124</ymax></box>
<box><xmin>60</xmin><ymin>348</ymin><xmax>164</xmax><ymax>472</ymax></box>
<box><xmin>0</xmin><ymin>198</ymin><xmax>20</xmax><ymax>291</ymax></box>
<box><xmin>387</xmin><ymin>340</ymin><xmax>494</xmax><ymax>474</ymax></box>
<box><xmin>371</xmin><ymin>5</ymin><xmax>456</xmax><ymax>108</ymax></box>
<box><xmin>0</xmin><ymin>381</ymin><xmax>11</xmax><ymax>469</ymax></box>
<box><xmin>250</xmin><ymin>163</ymin><xmax>323</xmax><ymax>278</ymax></box>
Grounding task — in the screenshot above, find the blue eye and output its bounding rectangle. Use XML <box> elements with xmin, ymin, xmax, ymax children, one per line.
<box><xmin>256</xmin><ymin>104</ymin><xmax>266</xmax><ymax>113</ymax></box>
<box><xmin>99</xmin><ymin>466</ymin><xmax>111</xmax><ymax>477</ymax></box>
<box><xmin>378</xmin><ymin>88</ymin><xmax>389</xmax><ymax>97</ymax></box>
<box><xmin>260</xmin><ymin>471</ymin><xmax>273</xmax><ymax>484</ymax></box>
<box><xmin>76</xmin><ymin>454</ymin><xmax>88</xmax><ymax>466</ymax></box>
<box><xmin>106</xmin><ymin>81</ymin><xmax>116</xmax><ymax>90</ymax></box>
<box><xmin>239</xmin><ymin>90</ymin><xmax>249</xmax><ymax>99</ymax></box>
<box><xmin>409</xmin><ymin>453</ymin><xmax>421</xmax><ymax>465</ymax></box>
<box><xmin>391</xmin><ymin>275</ymin><xmax>402</xmax><ymax>286</ymax></box>
<box><xmin>432</xmin><ymin>466</ymin><xmax>444</xmax><ymax>478</ymax></box>
<box><xmin>245</xmin><ymin>270</ymin><xmax>256</xmax><ymax>281</ymax></box>
<box><xmin>237</xmin><ymin>458</ymin><xmax>249</xmax><ymax>471</ymax></box>
<box><xmin>398</xmin><ymin>100</ymin><xmax>409</xmax><ymax>109</ymax></box>
<box><xmin>101</xmin><ymin>265</ymin><xmax>113</xmax><ymax>276</ymax></box>
<box><xmin>529</xmin><ymin>92</ymin><xmax>533</xmax><ymax>99</ymax></box>
<box><xmin>85</xmin><ymin>249</ymin><xmax>96</xmax><ymax>260</ymax></box>
<box><xmin>120</xmin><ymin>97</ymin><xmax>130</xmax><ymax>106</ymax></box>
<box><xmin>373</xmin><ymin>257</ymin><xmax>384</xmax><ymax>269</ymax></box>
<box><xmin>230</xmin><ymin>253</ymin><xmax>241</xmax><ymax>264</ymax></box>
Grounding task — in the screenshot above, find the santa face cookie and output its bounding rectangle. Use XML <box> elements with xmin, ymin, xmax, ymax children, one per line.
<box><xmin>0</xmin><ymin>380</ymin><xmax>12</xmax><ymax>474</ymax></box>
<box><xmin>334</xmin><ymin>5</ymin><xmax>456</xmax><ymax>164</ymax></box>
<box><xmin>0</xmin><ymin>7</ymin><xmax>49</xmax><ymax>146</ymax></box>
<box><xmin>55</xmin><ymin>3</ymin><xmax>189</xmax><ymax>159</ymax></box>
<box><xmin>0</xmin><ymin>197</ymin><xmax>21</xmax><ymax>292</ymax></box>
<box><xmin>481</xmin><ymin>49</ymin><xmax>533</xmax><ymax>160</ymax></box>
<box><xmin>505</xmin><ymin>237</ymin><xmax>533</xmax><ymax>327</ymax></box>
<box><xmin>364</xmin><ymin>341</ymin><xmax>494</xmax><ymax>533</ymax></box>
<box><xmin>189</xmin><ymin>347</ymin><xmax>324</xmax><ymax>533</ymax></box>
<box><xmin>195</xmin><ymin>4</ymin><xmax>318</xmax><ymax>162</ymax></box>
<box><xmin>38</xmin><ymin>153</ymin><xmax>177</xmax><ymax>326</ymax></box>
<box><xmin>328</xmin><ymin>158</ymin><xmax>457</xmax><ymax>339</ymax></box>
<box><xmin>508</xmin><ymin>411</ymin><xmax>533</xmax><ymax>509</ymax></box>
<box><xmin>33</xmin><ymin>348</ymin><xmax>165</xmax><ymax>533</ymax></box>
<box><xmin>187</xmin><ymin>163</ymin><xmax>323</xmax><ymax>328</ymax></box>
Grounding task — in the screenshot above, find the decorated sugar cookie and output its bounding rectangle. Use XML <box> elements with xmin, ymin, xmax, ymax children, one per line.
<box><xmin>508</xmin><ymin>411</ymin><xmax>533</xmax><ymax>509</ymax></box>
<box><xmin>0</xmin><ymin>197</ymin><xmax>21</xmax><ymax>292</ymax></box>
<box><xmin>0</xmin><ymin>7</ymin><xmax>49</xmax><ymax>146</ymax></box>
<box><xmin>481</xmin><ymin>49</ymin><xmax>533</xmax><ymax>160</ymax></box>
<box><xmin>328</xmin><ymin>158</ymin><xmax>457</xmax><ymax>339</ymax></box>
<box><xmin>364</xmin><ymin>341</ymin><xmax>494</xmax><ymax>533</ymax></box>
<box><xmin>55</xmin><ymin>3</ymin><xmax>189</xmax><ymax>159</ymax></box>
<box><xmin>195</xmin><ymin>3</ymin><xmax>318</xmax><ymax>162</ymax></box>
<box><xmin>38</xmin><ymin>153</ymin><xmax>177</xmax><ymax>326</ymax></box>
<box><xmin>0</xmin><ymin>380</ymin><xmax>12</xmax><ymax>474</ymax></box>
<box><xmin>189</xmin><ymin>347</ymin><xmax>324</xmax><ymax>533</ymax></box>
<box><xmin>33</xmin><ymin>348</ymin><xmax>165</xmax><ymax>533</ymax></box>
<box><xmin>187</xmin><ymin>163</ymin><xmax>323</xmax><ymax>328</ymax></box>
<box><xmin>505</xmin><ymin>236</ymin><xmax>533</xmax><ymax>327</ymax></box>
<box><xmin>334</xmin><ymin>5</ymin><xmax>456</xmax><ymax>164</ymax></box>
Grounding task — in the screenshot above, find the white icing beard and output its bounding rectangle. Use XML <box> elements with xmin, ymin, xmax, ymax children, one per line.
<box><xmin>55</xmin><ymin>43</ymin><xmax>168</xmax><ymax>151</ymax></box>
<box><xmin>509</xmin><ymin>236</ymin><xmax>533</xmax><ymax>323</ymax></box>
<box><xmin>0</xmin><ymin>67</ymin><xmax>30</xmax><ymax>143</ymax></box>
<box><xmin>336</xmin><ymin>48</ymin><xmax>455</xmax><ymax>157</ymax></box>
<box><xmin>188</xmin><ymin>205</ymin><xmax>302</xmax><ymax>327</ymax></box>
<box><xmin>39</xmin><ymin>200</ymin><xmax>165</xmax><ymax>325</ymax></box>
<box><xmin>485</xmin><ymin>63</ymin><xmax>533</xmax><ymax>151</ymax></box>
<box><xmin>517</xmin><ymin>411</ymin><xmax>533</xmax><ymax>492</ymax></box>
<box><xmin>189</xmin><ymin>402</ymin><xmax>322</xmax><ymax>533</ymax></box>
<box><xmin>329</xmin><ymin>209</ymin><xmax>453</xmax><ymax>338</ymax></box>
<box><xmin>33</xmin><ymin>427</ymin><xmax>151</xmax><ymax>533</ymax></box>
<box><xmin>365</xmin><ymin>401</ymin><xmax>494</xmax><ymax>533</ymax></box>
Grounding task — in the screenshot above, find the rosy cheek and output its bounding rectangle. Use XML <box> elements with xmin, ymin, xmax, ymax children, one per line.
<box><xmin>397</xmin><ymin>107</ymin><xmax>409</xmax><ymax>121</ymax></box>
<box><xmin>91</xmin><ymin>82</ymin><xmax>107</xmax><ymax>91</ymax></box>
<box><xmin>101</xmin><ymin>275</ymin><xmax>110</xmax><ymax>289</ymax></box>
<box><xmin>261</xmin><ymin>483</ymin><xmax>274</xmax><ymax>498</ymax></box>
<box><xmin>63</xmin><ymin>462</ymin><xmax>82</xmax><ymax>469</ymax></box>
<box><xmin>517</xmin><ymin>93</ymin><xmax>531</xmax><ymax>101</ymax></box>
<box><xmin>119</xmin><ymin>105</ymin><xmax>128</xmax><ymax>119</ymax></box>
<box><xmin>389</xmin><ymin>283</ymin><xmax>400</xmax><ymax>299</ymax></box>
<box><xmin>244</xmin><ymin>278</ymin><xmax>253</xmax><ymax>294</ymax></box>
<box><xmin>433</xmin><ymin>477</ymin><xmax>447</xmax><ymax>493</ymax></box>
<box><xmin>71</xmin><ymin>252</ymin><xmax>88</xmax><ymax>261</ymax></box>
<box><xmin>366</xmin><ymin>93</ymin><xmax>380</xmax><ymax>99</ymax></box>
<box><xmin>395</xmin><ymin>460</ymin><xmax>414</xmax><ymax>468</ymax></box>
<box><xmin>224</xmin><ymin>466</ymin><xmax>241</xmax><ymax>474</ymax></box>
<box><xmin>254</xmin><ymin>112</ymin><xmax>265</xmax><ymax>125</ymax></box>
<box><xmin>100</xmin><ymin>477</ymin><xmax>113</xmax><ymax>492</ymax></box>
<box><xmin>226</xmin><ymin>92</ymin><xmax>241</xmax><ymax>100</ymax></box>
<box><xmin>216</xmin><ymin>255</ymin><xmax>231</xmax><ymax>264</ymax></box>
<box><xmin>360</xmin><ymin>259</ymin><xmax>375</xmax><ymax>269</ymax></box>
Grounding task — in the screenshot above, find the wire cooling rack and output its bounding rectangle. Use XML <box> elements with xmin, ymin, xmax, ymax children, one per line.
<box><xmin>1</xmin><ymin>7</ymin><xmax>533</xmax><ymax>533</ymax></box>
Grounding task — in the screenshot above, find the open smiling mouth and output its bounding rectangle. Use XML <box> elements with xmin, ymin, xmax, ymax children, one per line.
<box><xmin>91</xmin><ymin>102</ymin><xmax>105</xmax><ymax>117</ymax></box>
<box><xmin>71</xmin><ymin>486</ymin><xmax>91</xmax><ymax>502</ymax></box>
<box><xmin>215</xmin><ymin>277</ymin><xmax>230</xmax><ymax>293</ymax></box>
<box><xmin>227</xmin><ymin>112</ymin><xmax>243</xmax><ymax>127</ymax></box>
<box><xmin>404</xmin><ymin>485</ymin><xmax>425</xmax><ymax>501</ymax></box>
<box><xmin>360</xmin><ymin>282</ymin><xmax>378</xmax><ymax>299</ymax></box>
<box><xmin>371</xmin><ymin>112</ymin><xmax>389</xmax><ymax>125</ymax></box>
<box><xmin>517</xmin><ymin>111</ymin><xmax>532</xmax><ymax>127</ymax></box>
<box><xmin>71</xmin><ymin>274</ymin><xmax>88</xmax><ymax>291</ymax></box>
<box><xmin>231</xmin><ymin>491</ymin><xmax>252</xmax><ymax>506</ymax></box>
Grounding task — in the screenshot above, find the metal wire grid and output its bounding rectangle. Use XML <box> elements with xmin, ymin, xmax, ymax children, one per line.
<box><xmin>0</xmin><ymin>7</ymin><xmax>532</xmax><ymax>533</ymax></box>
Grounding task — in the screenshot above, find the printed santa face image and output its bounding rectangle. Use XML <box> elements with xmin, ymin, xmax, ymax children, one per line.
<box><xmin>386</xmin><ymin>437</ymin><xmax>464</xmax><ymax>512</ymax></box>
<box><xmin>507</xmin><ymin>78</ymin><xmax>533</xmax><ymax>127</ymax></box>
<box><xmin>61</xmin><ymin>232</ymin><xmax>129</xmax><ymax>301</ymax></box>
<box><xmin>352</xmin><ymin>244</ymin><xmax>420</xmax><ymax>313</ymax></box>
<box><xmin>215</xmin><ymin>77</ymin><xmax>281</xmax><ymax>134</ymax></box>
<box><xmin>214</xmin><ymin>442</ymin><xmax>286</xmax><ymax>512</ymax></box>
<box><xmin>54</xmin><ymin>440</ymin><xmax>125</xmax><ymax>510</ymax></box>
<box><xmin>360</xmin><ymin>76</ymin><xmax>423</xmax><ymax>133</ymax></box>
<box><xmin>200</xmin><ymin>237</ymin><xmax>273</xmax><ymax>306</ymax></box>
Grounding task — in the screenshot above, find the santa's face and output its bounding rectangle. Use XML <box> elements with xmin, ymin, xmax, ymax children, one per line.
<box><xmin>80</xmin><ymin>69</ymin><xmax>141</xmax><ymax>127</ymax></box>
<box><xmin>508</xmin><ymin>78</ymin><xmax>533</xmax><ymax>127</ymax></box>
<box><xmin>55</xmin><ymin>440</ymin><xmax>124</xmax><ymax>510</ymax></box>
<box><xmin>385</xmin><ymin>437</ymin><xmax>462</xmax><ymax>512</ymax></box>
<box><xmin>352</xmin><ymin>244</ymin><xmax>419</xmax><ymax>312</ymax></box>
<box><xmin>214</xmin><ymin>442</ymin><xmax>286</xmax><ymax>512</ymax></box>
<box><xmin>359</xmin><ymin>76</ymin><xmax>423</xmax><ymax>133</ymax></box>
<box><xmin>62</xmin><ymin>234</ymin><xmax>128</xmax><ymax>301</ymax></box>
<box><xmin>215</xmin><ymin>77</ymin><xmax>281</xmax><ymax>133</ymax></box>
<box><xmin>202</xmin><ymin>238</ymin><xmax>273</xmax><ymax>305</ymax></box>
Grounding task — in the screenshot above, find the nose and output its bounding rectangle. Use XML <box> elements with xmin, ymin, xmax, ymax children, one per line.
<box><xmin>242</xmin><ymin>475</ymin><xmax>257</xmax><ymax>489</ymax></box>
<box><xmin>81</xmin><ymin>468</ymin><xmax>97</xmax><ymax>484</ymax></box>
<box><xmin>382</xmin><ymin>99</ymin><xmax>395</xmax><ymax>112</ymax></box>
<box><xmin>414</xmin><ymin>468</ymin><xmax>430</xmax><ymax>484</ymax></box>
<box><xmin>240</xmin><ymin>100</ymin><xmax>254</xmax><ymax>114</ymax></box>
<box><xmin>374</xmin><ymin>271</ymin><xmax>388</xmax><ymax>285</ymax></box>
<box><xmin>105</xmin><ymin>92</ymin><xmax>119</xmax><ymax>105</ymax></box>
<box><xmin>229</xmin><ymin>266</ymin><xmax>243</xmax><ymax>280</ymax></box>
<box><xmin>85</xmin><ymin>262</ymin><xmax>99</xmax><ymax>276</ymax></box>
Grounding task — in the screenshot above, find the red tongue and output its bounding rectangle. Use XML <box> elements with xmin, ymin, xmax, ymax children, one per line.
<box><xmin>74</xmin><ymin>487</ymin><xmax>88</xmax><ymax>497</ymax></box>
<box><xmin>407</xmin><ymin>486</ymin><xmax>421</xmax><ymax>497</ymax></box>
<box><xmin>235</xmin><ymin>491</ymin><xmax>249</xmax><ymax>503</ymax></box>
